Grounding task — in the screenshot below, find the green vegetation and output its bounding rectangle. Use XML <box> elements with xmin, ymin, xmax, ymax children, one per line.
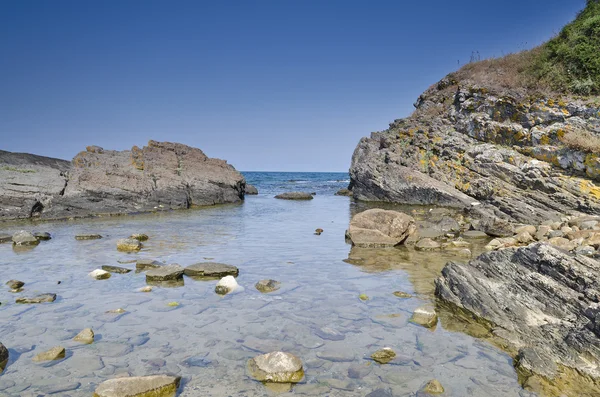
<box><xmin>1</xmin><ymin>166</ymin><xmax>36</xmax><ymax>173</ymax></box>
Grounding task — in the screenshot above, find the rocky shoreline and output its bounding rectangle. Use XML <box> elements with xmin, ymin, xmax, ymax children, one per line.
<box><xmin>0</xmin><ymin>140</ymin><xmax>247</xmax><ymax>222</ymax></box>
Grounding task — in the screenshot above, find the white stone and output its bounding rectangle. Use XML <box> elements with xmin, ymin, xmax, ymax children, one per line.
<box><xmin>89</xmin><ymin>269</ymin><xmax>111</xmax><ymax>280</ymax></box>
<box><xmin>215</xmin><ymin>275</ymin><xmax>239</xmax><ymax>295</ymax></box>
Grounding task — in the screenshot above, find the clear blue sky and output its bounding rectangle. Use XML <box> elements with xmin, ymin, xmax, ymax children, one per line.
<box><xmin>0</xmin><ymin>0</ymin><xmax>585</xmax><ymax>171</ymax></box>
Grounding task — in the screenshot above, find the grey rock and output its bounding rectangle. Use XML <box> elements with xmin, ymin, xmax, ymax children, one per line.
<box><xmin>347</xmin><ymin>363</ymin><xmax>372</xmax><ymax>379</ymax></box>
<box><xmin>245</xmin><ymin>184</ymin><xmax>258</xmax><ymax>195</ymax></box>
<box><xmin>183</xmin><ymin>262</ymin><xmax>239</xmax><ymax>278</ymax></box>
<box><xmin>255</xmin><ymin>279</ymin><xmax>281</xmax><ymax>293</ymax></box>
<box><xmin>274</xmin><ymin>192</ymin><xmax>314</xmax><ymax>200</ymax></box>
<box><xmin>93</xmin><ymin>375</ymin><xmax>181</xmax><ymax>397</ymax></box>
<box><xmin>101</xmin><ymin>265</ymin><xmax>132</xmax><ymax>274</ymax></box>
<box><xmin>33</xmin><ymin>232</ymin><xmax>51</xmax><ymax>241</ymax></box>
<box><xmin>462</xmin><ymin>230</ymin><xmax>488</xmax><ymax>239</ymax></box>
<box><xmin>136</xmin><ymin>259</ymin><xmax>165</xmax><ymax>270</ymax></box>
<box><xmin>16</xmin><ymin>293</ymin><xmax>56</xmax><ymax>304</ymax></box>
<box><xmin>435</xmin><ymin>243</ymin><xmax>600</xmax><ymax>391</ymax></box>
<box><xmin>415</xmin><ymin>238</ymin><xmax>441</xmax><ymax>251</ymax></box>
<box><xmin>347</xmin><ymin>208</ymin><xmax>416</xmax><ymax>247</ymax></box>
<box><xmin>146</xmin><ymin>264</ymin><xmax>184</xmax><ymax>282</ymax></box>
<box><xmin>32</xmin><ymin>346</ymin><xmax>65</xmax><ymax>362</ymax></box>
<box><xmin>12</xmin><ymin>231</ymin><xmax>39</xmax><ymax>246</ymax></box>
<box><xmin>117</xmin><ymin>238</ymin><xmax>143</xmax><ymax>252</ymax></box>
<box><xmin>247</xmin><ymin>351</ymin><xmax>304</xmax><ymax>383</ymax></box>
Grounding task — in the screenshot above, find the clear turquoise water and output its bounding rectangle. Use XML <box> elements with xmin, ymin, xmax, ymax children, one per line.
<box><xmin>0</xmin><ymin>172</ymin><xmax>532</xmax><ymax>396</ymax></box>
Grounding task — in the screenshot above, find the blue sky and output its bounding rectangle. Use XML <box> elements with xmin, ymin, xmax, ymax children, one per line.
<box><xmin>0</xmin><ymin>0</ymin><xmax>586</xmax><ymax>171</ymax></box>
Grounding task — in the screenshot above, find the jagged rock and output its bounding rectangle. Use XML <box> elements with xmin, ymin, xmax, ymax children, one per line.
<box><xmin>409</xmin><ymin>305</ymin><xmax>438</xmax><ymax>328</ymax></box>
<box><xmin>89</xmin><ymin>269</ymin><xmax>111</xmax><ymax>280</ymax></box>
<box><xmin>75</xmin><ymin>234</ymin><xmax>102</xmax><ymax>240</ymax></box>
<box><xmin>102</xmin><ymin>265</ymin><xmax>132</xmax><ymax>274</ymax></box>
<box><xmin>183</xmin><ymin>262</ymin><xmax>239</xmax><ymax>278</ymax></box>
<box><xmin>6</xmin><ymin>280</ymin><xmax>24</xmax><ymax>289</ymax></box>
<box><xmin>33</xmin><ymin>232</ymin><xmax>51</xmax><ymax>241</ymax></box>
<box><xmin>415</xmin><ymin>238</ymin><xmax>441</xmax><ymax>251</ymax></box>
<box><xmin>420</xmin><ymin>379</ymin><xmax>444</xmax><ymax>394</ymax></box>
<box><xmin>435</xmin><ymin>243</ymin><xmax>600</xmax><ymax>393</ymax></box>
<box><xmin>215</xmin><ymin>275</ymin><xmax>239</xmax><ymax>295</ymax></box>
<box><xmin>371</xmin><ymin>348</ymin><xmax>396</xmax><ymax>364</ymax></box>
<box><xmin>274</xmin><ymin>192</ymin><xmax>313</xmax><ymax>200</ymax></box>
<box><xmin>335</xmin><ymin>188</ymin><xmax>353</xmax><ymax>196</ymax></box>
<box><xmin>247</xmin><ymin>351</ymin><xmax>304</xmax><ymax>383</ymax></box>
<box><xmin>16</xmin><ymin>293</ymin><xmax>56</xmax><ymax>304</ymax></box>
<box><xmin>73</xmin><ymin>328</ymin><xmax>94</xmax><ymax>344</ymax></box>
<box><xmin>255</xmin><ymin>279</ymin><xmax>281</xmax><ymax>293</ymax></box>
<box><xmin>117</xmin><ymin>238</ymin><xmax>143</xmax><ymax>252</ymax></box>
<box><xmin>246</xmin><ymin>184</ymin><xmax>258</xmax><ymax>195</ymax></box>
<box><xmin>93</xmin><ymin>375</ymin><xmax>181</xmax><ymax>397</ymax></box>
<box><xmin>130</xmin><ymin>233</ymin><xmax>149</xmax><ymax>241</ymax></box>
<box><xmin>0</xmin><ymin>342</ymin><xmax>8</xmax><ymax>373</ymax></box>
<box><xmin>347</xmin><ymin>209</ymin><xmax>416</xmax><ymax>247</ymax></box>
<box><xmin>146</xmin><ymin>264</ymin><xmax>184</xmax><ymax>282</ymax></box>
<box><xmin>136</xmin><ymin>259</ymin><xmax>165</xmax><ymax>270</ymax></box>
<box><xmin>32</xmin><ymin>346</ymin><xmax>65</xmax><ymax>362</ymax></box>
<box><xmin>12</xmin><ymin>231</ymin><xmax>39</xmax><ymax>246</ymax></box>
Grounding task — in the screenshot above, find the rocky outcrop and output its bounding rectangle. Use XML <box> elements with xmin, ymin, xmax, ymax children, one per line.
<box><xmin>349</xmin><ymin>79</ymin><xmax>600</xmax><ymax>226</ymax></box>
<box><xmin>435</xmin><ymin>243</ymin><xmax>600</xmax><ymax>395</ymax></box>
<box><xmin>0</xmin><ymin>141</ymin><xmax>246</xmax><ymax>221</ymax></box>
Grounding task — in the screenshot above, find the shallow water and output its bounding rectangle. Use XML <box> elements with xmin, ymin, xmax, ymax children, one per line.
<box><xmin>0</xmin><ymin>173</ymin><xmax>535</xmax><ymax>396</ymax></box>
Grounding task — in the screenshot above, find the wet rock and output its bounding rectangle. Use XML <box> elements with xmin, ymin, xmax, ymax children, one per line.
<box><xmin>136</xmin><ymin>259</ymin><xmax>165</xmax><ymax>271</ymax></box>
<box><xmin>130</xmin><ymin>233</ymin><xmax>149</xmax><ymax>241</ymax></box>
<box><xmin>102</xmin><ymin>265</ymin><xmax>132</xmax><ymax>274</ymax></box>
<box><xmin>255</xmin><ymin>279</ymin><xmax>281</xmax><ymax>293</ymax></box>
<box><xmin>247</xmin><ymin>351</ymin><xmax>304</xmax><ymax>383</ymax></box>
<box><xmin>33</xmin><ymin>232</ymin><xmax>51</xmax><ymax>241</ymax></box>
<box><xmin>117</xmin><ymin>238</ymin><xmax>143</xmax><ymax>252</ymax></box>
<box><xmin>435</xmin><ymin>243</ymin><xmax>600</xmax><ymax>392</ymax></box>
<box><xmin>215</xmin><ymin>275</ymin><xmax>239</xmax><ymax>295</ymax></box>
<box><xmin>314</xmin><ymin>228</ymin><xmax>323</xmax><ymax>235</ymax></box>
<box><xmin>6</xmin><ymin>280</ymin><xmax>24</xmax><ymax>289</ymax></box>
<box><xmin>106</xmin><ymin>308</ymin><xmax>126</xmax><ymax>314</ymax></box>
<box><xmin>335</xmin><ymin>188</ymin><xmax>353</xmax><ymax>196</ymax></box>
<box><xmin>371</xmin><ymin>347</ymin><xmax>396</xmax><ymax>364</ymax></box>
<box><xmin>139</xmin><ymin>286</ymin><xmax>153</xmax><ymax>293</ymax></box>
<box><xmin>393</xmin><ymin>291</ymin><xmax>412</xmax><ymax>298</ymax></box>
<box><xmin>73</xmin><ymin>328</ymin><xmax>94</xmax><ymax>344</ymax></box>
<box><xmin>89</xmin><ymin>269</ymin><xmax>111</xmax><ymax>280</ymax></box>
<box><xmin>314</xmin><ymin>326</ymin><xmax>345</xmax><ymax>341</ymax></box>
<box><xmin>359</xmin><ymin>293</ymin><xmax>369</xmax><ymax>301</ymax></box>
<box><xmin>347</xmin><ymin>209</ymin><xmax>416</xmax><ymax>247</ymax></box>
<box><xmin>93</xmin><ymin>374</ymin><xmax>181</xmax><ymax>397</ymax></box>
<box><xmin>415</xmin><ymin>238</ymin><xmax>441</xmax><ymax>251</ymax></box>
<box><xmin>16</xmin><ymin>293</ymin><xmax>56</xmax><ymax>304</ymax></box>
<box><xmin>410</xmin><ymin>305</ymin><xmax>438</xmax><ymax>328</ymax></box>
<box><xmin>421</xmin><ymin>379</ymin><xmax>445</xmax><ymax>394</ymax></box>
<box><xmin>145</xmin><ymin>264</ymin><xmax>184</xmax><ymax>282</ymax></box>
<box><xmin>0</xmin><ymin>234</ymin><xmax>12</xmax><ymax>243</ymax></box>
<box><xmin>75</xmin><ymin>234</ymin><xmax>102</xmax><ymax>240</ymax></box>
<box><xmin>462</xmin><ymin>230</ymin><xmax>488</xmax><ymax>239</ymax></box>
<box><xmin>183</xmin><ymin>262</ymin><xmax>239</xmax><ymax>278</ymax></box>
<box><xmin>12</xmin><ymin>231</ymin><xmax>39</xmax><ymax>246</ymax></box>
<box><xmin>0</xmin><ymin>342</ymin><xmax>8</xmax><ymax>372</ymax></box>
<box><xmin>274</xmin><ymin>192</ymin><xmax>314</xmax><ymax>200</ymax></box>
<box><xmin>245</xmin><ymin>184</ymin><xmax>258</xmax><ymax>195</ymax></box>
<box><xmin>32</xmin><ymin>346</ymin><xmax>65</xmax><ymax>362</ymax></box>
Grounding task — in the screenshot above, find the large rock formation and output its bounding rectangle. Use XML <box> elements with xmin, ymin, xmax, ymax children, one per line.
<box><xmin>435</xmin><ymin>243</ymin><xmax>600</xmax><ymax>396</ymax></box>
<box><xmin>349</xmin><ymin>79</ymin><xmax>600</xmax><ymax>225</ymax></box>
<box><xmin>0</xmin><ymin>141</ymin><xmax>246</xmax><ymax>221</ymax></box>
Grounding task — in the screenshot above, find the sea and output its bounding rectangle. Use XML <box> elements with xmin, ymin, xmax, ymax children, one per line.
<box><xmin>0</xmin><ymin>172</ymin><xmax>532</xmax><ymax>396</ymax></box>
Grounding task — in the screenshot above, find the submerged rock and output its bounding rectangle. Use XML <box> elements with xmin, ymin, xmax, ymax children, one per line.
<box><xmin>93</xmin><ymin>374</ymin><xmax>181</xmax><ymax>397</ymax></box>
<box><xmin>16</xmin><ymin>293</ymin><xmax>56</xmax><ymax>304</ymax></box>
<box><xmin>0</xmin><ymin>342</ymin><xmax>8</xmax><ymax>373</ymax></box>
<box><xmin>32</xmin><ymin>346</ymin><xmax>65</xmax><ymax>362</ymax></box>
<box><xmin>75</xmin><ymin>234</ymin><xmax>103</xmax><ymax>240</ymax></box>
<box><xmin>255</xmin><ymin>279</ymin><xmax>281</xmax><ymax>293</ymax></box>
<box><xmin>102</xmin><ymin>265</ymin><xmax>132</xmax><ymax>274</ymax></box>
<box><xmin>274</xmin><ymin>192</ymin><xmax>314</xmax><ymax>200</ymax></box>
<box><xmin>247</xmin><ymin>351</ymin><xmax>304</xmax><ymax>383</ymax></box>
<box><xmin>89</xmin><ymin>269</ymin><xmax>111</xmax><ymax>280</ymax></box>
<box><xmin>409</xmin><ymin>305</ymin><xmax>438</xmax><ymax>328</ymax></box>
<box><xmin>183</xmin><ymin>262</ymin><xmax>239</xmax><ymax>278</ymax></box>
<box><xmin>435</xmin><ymin>243</ymin><xmax>600</xmax><ymax>393</ymax></box>
<box><xmin>117</xmin><ymin>238</ymin><xmax>143</xmax><ymax>252</ymax></box>
<box><xmin>415</xmin><ymin>238</ymin><xmax>441</xmax><ymax>251</ymax></box>
<box><xmin>215</xmin><ymin>275</ymin><xmax>239</xmax><ymax>295</ymax></box>
<box><xmin>246</xmin><ymin>184</ymin><xmax>259</xmax><ymax>195</ymax></box>
<box><xmin>12</xmin><ymin>230</ymin><xmax>39</xmax><ymax>246</ymax></box>
<box><xmin>73</xmin><ymin>328</ymin><xmax>94</xmax><ymax>344</ymax></box>
<box><xmin>145</xmin><ymin>264</ymin><xmax>184</xmax><ymax>282</ymax></box>
<box><xmin>371</xmin><ymin>348</ymin><xmax>396</xmax><ymax>364</ymax></box>
<box><xmin>347</xmin><ymin>209</ymin><xmax>416</xmax><ymax>247</ymax></box>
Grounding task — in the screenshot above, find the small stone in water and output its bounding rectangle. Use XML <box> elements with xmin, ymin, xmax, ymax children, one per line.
<box><xmin>247</xmin><ymin>351</ymin><xmax>304</xmax><ymax>383</ymax></box>
<box><xmin>117</xmin><ymin>238</ymin><xmax>143</xmax><ymax>252</ymax></box>
<box><xmin>101</xmin><ymin>265</ymin><xmax>132</xmax><ymax>274</ymax></box>
<box><xmin>73</xmin><ymin>328</ymin><xmax>94</xmax><ymax>344</ymax></box>
<box><xmin>315</xmin><ymin>228</ymin><xmax>324</xmax><ymax>235</ymax></box>
<box><xmin>421</xmin><ymin>379</ymin><xmax>445</xmax><ymax>394</ymax></box>
<box><xmin>107</xmin><ymin>308</ymin><xmax>126</xmax><ymax>314</ymax></box>
<box><xmin>89</xmin><ymin>269</ymin><xmax>111</xmax><ymax>280</ymax></box>
<box><xmin>255</xmin><ymin>279</ymin><xmax>281</xmax><ymax>293</ymax></box>
<box><xmin>167</xmin><ymin>302</ymin><xmax>180</xmax><ymax>307</ymax></box>
<box><xmin>32</xmin><ymin>346</ymin><xmax>65</xmax><ymax>362</ymax></box>
<box><xmin>16</xmin><ymin>293</ymin><xmax>56</xmax><ymax>304</ymax></box>
<box><xmin>359</xmin><ymin>294</ymin><xmax>369</xmax><ymax>301</ymax></box>
<box><xmin>393</xmin><ymin>291</ymin><xmax>412</xmax><ymax>298</ymax></box>
<box><xmin>33</xmin><ymin>232</ymin><xmax>52</xmax><ymax>241</ymax></box>
<box><xmin>215</xmin><ymin>275</ymin><xmax>239</xmax><ymax>295</ymax></box>
<box><xmin>410</xmin><ymin>305</ymin><xmax>438</xmax><ymax>328</ymax></box>
<box><xmin>6</xmin><ymin>280</ymin><xmax>24</xmax><ymax>290</ymax></box>
<box><xmin>371</xmin><ymin>348</ymin><xmax>396</xmax><ymax>364</ymax></box>
<box><xmin>75</xmin><ymin>234</ymin><xmax>102</xmax><ymax>240</ymax></box>
<box><xmin>130</xmin><ymin>233</ymin><xmax>149</xmax><ymax>241</ymax></box>
<box><xmin>139</xmin><ymin>286</ymin><xmax>153</xmax><ymax>293</ymax></box>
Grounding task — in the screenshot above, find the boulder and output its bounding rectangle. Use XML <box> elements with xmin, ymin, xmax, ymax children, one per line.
<box><xmin>146</xmin><ymin>264</ymin><xmax>184</xmax><ymax>282</ymax></box>
<box><xmin>371</xmin><ymin>348</ymin><xmax>396</xmax><ymax>364</ymax></box>
<box><xmin>409</xmin><ymin>305</ymin><xmax>438</xmax><ymax>328</ymax></box>
<box><xmin>435</xmin><ymin>243</ymin><xmax>600</xmax><ymax>393</ymax></box>
<box><xmin>117</xmin><ymin>238</ymin><xmax>143</xmax><ymax>252</ymax></box>
<box><xmin>73</xmin><ymin>328</ymin><xmax>94</xmax><ymax>344</ymax></box>
<box><xmin>255</xmin><ymin>279</ymin><xmax>281</xmax><ymax>293</ymax></box>
<box><xmin>245</xmin><ymin>184</ymin><xmax>258</xmax><ymax>195</ymax></box>
<box><xmin>347</xmin><ymin>209</ymin><xmax>416</xmax><ymax>247</ymax></box>
<box><xmin>274</xmin><ymin>192</ymin><xmax>314</xmax><ymax>200</ymax></box>
<box><xmin>16</xmin><ymin>293</ymin><xmax>56</xmax><ymax>304</ymax></box>
<box><xmin>215</xmin><ymin>275</ymin><xmax>239</xmax><ymax>295</ymax></box>
<box><xmin>136</xmin><ymin>259</ymin><xmax>165</xmax><ymax>270</ymax></box>
<box><xmin>183</xmin><ymin>262</ymin><xmax>239</xmax><ymax>278</ymax></box>
<box><xmin>0</xmin><ymin>342</ymin><xmax>8</xmax><ymax>372</ymax></box>
<box><xmin>32</xmin><ymin>346</ymin><xmax>65</xmax><ymax>362</ymax></box>
<box><xmin>415</xmin><ymin>238</ymin><xmax>441</xmax><ymax>251</ymax></box>
<box><xmin>12</xmin><ymin>231</ymin><xmax>39</xmax><ymax>246</ymax></box>
<box><xmin>75</xmin><ymin>234</ymin><xmax>103</xmax><ymax>240</ymax></box>
<box><xmin>93</xmin><ymin>375</ymin><xmax>181</xmax><ymax>397</ymax></box>
<box><xmin>102</xmin><ymin>265</ymin><xmax>132</xmax><ymax>274</ymax></box>
<box><xmin>89</xmin><ymin>269</ymin><xmax>111</xmax><ymax>280</ymax></box>
<box><xmin>247</xmin><ymin>351</ymin><xmax>304</xmax><ymax>383</ymax></box>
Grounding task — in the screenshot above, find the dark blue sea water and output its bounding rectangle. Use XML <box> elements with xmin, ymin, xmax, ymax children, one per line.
<box><xmin>241</xmin><ymin>171</ymin><xmax>350</xmax><ymax>196</ymax></box>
